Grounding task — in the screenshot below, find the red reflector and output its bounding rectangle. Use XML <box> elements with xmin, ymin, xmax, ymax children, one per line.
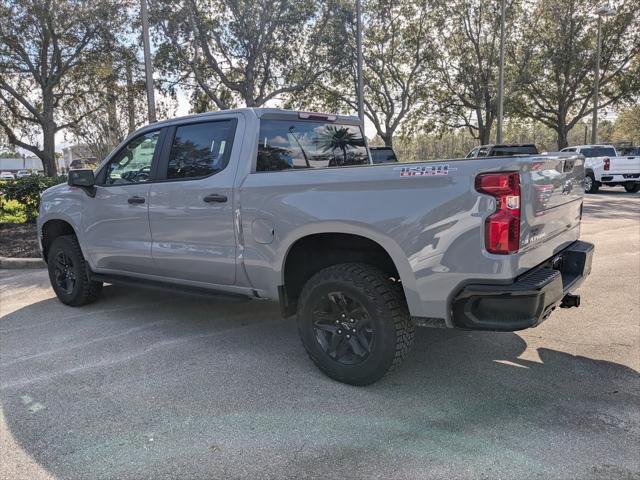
<box><xmin>603</xmin><ymin>158</ymin><xmax>610</xmax><ymax>170</ymax></box>
<box><xmin>476</xmin><ymin>172</ymin><xmax>521</xmax><ymax>254</ymax></box>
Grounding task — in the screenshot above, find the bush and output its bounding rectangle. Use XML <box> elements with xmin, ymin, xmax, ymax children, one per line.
<box><xmin>0</xmin><ymin>199</ymin><xmax>28</xmax><ymax>224</ymax></box>
<box><xmin>0</xmin><ymin>175</ymin><xmax>67</xmax><ymax>222</ymax></box>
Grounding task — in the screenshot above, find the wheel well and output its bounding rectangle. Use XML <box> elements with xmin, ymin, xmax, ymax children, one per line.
<box><xmin>281</xmin><ymin>233</ymin><xmax>400</xmax><ymax>316</ymax></box>
<box><xmin>42</xmin><ymin>220</ymin><xmax>76</xmax><ymax>261</ymax></box>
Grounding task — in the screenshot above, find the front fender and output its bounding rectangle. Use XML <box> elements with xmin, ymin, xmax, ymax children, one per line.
<box><xmin>38</xmin><ymin>185</ymin><xmax>86</xmax><ymax>258</ymax></box>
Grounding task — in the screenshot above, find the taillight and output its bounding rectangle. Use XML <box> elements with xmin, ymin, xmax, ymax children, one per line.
<box><xmin>475</xmin><ymin>172</ymin><xmax>521</xmax><ymax>254</ymax></box>
<box><xmin>603</xmin><ymin>158</ymin><xmax>610</xmax><ymax>170</ymax></box>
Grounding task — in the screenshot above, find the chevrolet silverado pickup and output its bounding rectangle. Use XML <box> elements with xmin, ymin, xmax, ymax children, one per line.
<box><xmin>560</xmin><ymin>144</ymin><xmax>640</xmax><ymax>193</ymax></box>
<box><xmin>38</xmin><ymin>108</ymin><xmax>594</xmax><ymax>385</ymax></box>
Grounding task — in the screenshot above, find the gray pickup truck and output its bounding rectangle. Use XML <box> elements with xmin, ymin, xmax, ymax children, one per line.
<box><xmin>38</xmin><ymin>108</ymin><xmax>594</xmax><ymax>385</ymax></box>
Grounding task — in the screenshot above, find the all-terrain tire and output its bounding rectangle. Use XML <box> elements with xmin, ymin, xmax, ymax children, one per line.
<box><xmin>296</xmin><ymin>263</ymin><xmax>414</xmax><ymax>386</ymax></box>
<box><xmin>624</xmin><ymin>183</ymin><xmax>640</xmax><ymax>193</ymax></box>
<box><xmin>47</xmin><ymin>235</ymin><xmax>103</xmax><ymax>306</ymax></box>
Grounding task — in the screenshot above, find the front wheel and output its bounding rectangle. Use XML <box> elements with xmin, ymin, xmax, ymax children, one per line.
<box><xmin>296</xmin><ymin>263</ymin><xmax>414</xmax><ymax>386</ymax></box>
<box><xmin>47</xmin><ymin>235</ymin><xmax>103</xmax><ymax>306</ymax></box>
<box><xmin>624</xmin><ymin>183</ymin><xmax>640</xmax><ymax>193</ymax></box>
<box><xmin>584</xmin><ymin>172</ymin><xmax>599</xmax><ymax>193</ymax></box>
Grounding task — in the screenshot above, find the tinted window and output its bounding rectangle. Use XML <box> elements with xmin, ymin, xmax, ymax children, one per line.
<box><xmin>581</xmin><ymin>147</ymin><xmax>617</xmax><ymax>158</ymax></box>
<box><xmin>166</xmin><ymin>120</ymin><xmax>234</xmax><ymax>179</ymax></box>
<box><xmin>104</xmin><ymin>131</ymin><xmax>159</xmax><ymax>185</ymax></box>
<box><xmin>466</xmin><ymin>148</ymin><xmax>479</xmax><ymax>158</ymax></box>
<box><xmin>477</xmin><ymin>147</ymin><xmax>490</xmax><ymax>157</ymax></box>
<box><xmin>491</xmin><ymin>145</ymin><xmax>538</xmax><ymax>156</ymax></box>
<box><xmin>257</xmin><ymin>120</ymin><xmax>368</xmax><ymax>171</ymax></box>
<box><xmin>370</xmin><ymin>148</ymin><xmax>398</xmax><ymax>164</ymax></box>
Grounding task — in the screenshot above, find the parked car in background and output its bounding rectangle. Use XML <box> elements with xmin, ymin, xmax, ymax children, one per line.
<box><xmin>38</xmin><ymin>108</ymin><xmax>593</xmax><ymax>385</ymax></box>
<box><xmin>0</xmin><ymin>171</ymin><xmax>15</xmax><ymax>180</ymax></box>
<box><xmin>560</xmin><ymin>144</ymin><xmax>640</xmax><ymax>193</ymax></box>
<box><xmin>16</xmin><ymin>169</ymin><xmax>31</xmax><ymax>179</ymax></box>
<box><xmin>370</xmin><ymin>146</ymin><xmax>398</xmax><ymax>164</ymax></box>
<box><xmin>466</xmin><ymin>144</ymin><xmax>539</xmax><ymax>158</ymax></box>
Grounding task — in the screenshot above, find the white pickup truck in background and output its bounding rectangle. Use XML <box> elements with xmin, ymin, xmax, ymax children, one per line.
<box><xmin>561</xmin><ymin>144</ymin><xmax>640</xmax><ymax>193</ymax></box>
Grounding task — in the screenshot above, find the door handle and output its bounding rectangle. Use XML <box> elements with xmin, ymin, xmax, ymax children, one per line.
<box><xmin>203</xmin><ymin>193</ymin><xmax>227</xmax><ymax>203</ymax></box>
<box><xmin>127</xmin><ymin>196</ymin><xmax>146</xmax><ymax>204</ymax></box>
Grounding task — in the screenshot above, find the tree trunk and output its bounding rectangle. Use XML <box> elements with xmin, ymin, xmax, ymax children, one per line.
<box><xmin>381</xmin><ymin>132</ymin><xmax>394</xmax><ymax>148</ymax></box>
<box><xmin>125</xmin><ymin>61</ymin><xmax>136</xmax><ymax>134</ymax></box>
<box><xmin>106</xmin><ymin>85</ymin><xmax>119</xmax><ymax>150</ymax></box>
<box><xmin>477</xmin><ymin>126</ymin><xmax>491</xmax><ymax>145</ymax></box>
<box><xmin>40</xmin><ymin>89</ymin><xmax>58</xmax><ymax>176</ymax></box>
<box><xmin>556</xmin><ymin>127</ymin><xmax>569</xmax><ymax>150</ymax></box>
<box><xmin>41</xmin><ymin>124</ymin><xmax>57</xmax><ymax>176</ymax></box>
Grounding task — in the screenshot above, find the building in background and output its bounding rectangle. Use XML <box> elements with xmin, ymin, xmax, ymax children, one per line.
<box><xmin>0</xmin><ymin>155</ymin><xmax>44</xmax><ymax>173</ymax></box>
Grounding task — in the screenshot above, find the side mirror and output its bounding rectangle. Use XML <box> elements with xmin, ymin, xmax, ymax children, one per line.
<box><xmin>68</xmin><ymin>169</ymin><xmax>96</xmax><ymax>197</ymax></box>
<box><xmin>68</xmin><ymin>169</ymin><xmax>95</xmax><ymax>187</ymax></box>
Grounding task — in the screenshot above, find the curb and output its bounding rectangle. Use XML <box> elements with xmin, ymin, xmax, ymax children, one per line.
<box><xmin>0</xmin><ymin>257</ymin><xmax>46</xmax><ymax>269</ymax></box>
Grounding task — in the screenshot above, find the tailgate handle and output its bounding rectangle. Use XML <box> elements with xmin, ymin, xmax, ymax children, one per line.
<box><xmin>563</xmin><ymin>160</ymin><xmax>575</xmax><ymax>172</ymax></box>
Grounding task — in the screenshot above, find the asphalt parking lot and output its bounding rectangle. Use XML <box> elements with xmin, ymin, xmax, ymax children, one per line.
<box><xmin>1</xmin><ymin>190</ymin><xmax>639</xmax><ymax>480</ymax></box>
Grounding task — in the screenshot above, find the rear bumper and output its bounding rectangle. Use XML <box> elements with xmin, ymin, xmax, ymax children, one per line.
<box><xmin>601</xmin><ymin>173</ymin><xmax>640</xmax><ymax>183</ymax></box>
<box><xmin>451</xmin><ymin>240</ymin><xmax>594</xmax><ymax>331</ymax></box>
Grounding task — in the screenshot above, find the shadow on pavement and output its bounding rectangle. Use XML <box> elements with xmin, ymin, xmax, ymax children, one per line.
<box><xmin>1</xmin><ymin>285</ymin><xmax>639</xmax><ymax>480</ymax></box>
<box><xmin>582</xmin><ymin>189</ymin><xmax>640</xmax><ymax>221</ymax></box>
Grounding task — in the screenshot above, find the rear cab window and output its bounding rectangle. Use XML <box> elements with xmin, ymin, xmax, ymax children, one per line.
<box><xmin>256</xmin><ymin>119</ymin><xmax>369</xmax><ymax>172</ymax></box>
<box><xmin>491</xmin><ymin>145</ymin><xmax>538</xmax><ymax>156</ymax></box>
<box><xmin>581</xmin><ymin>147</ymin><xmax>617</xmax><ymax>158</ymax></box>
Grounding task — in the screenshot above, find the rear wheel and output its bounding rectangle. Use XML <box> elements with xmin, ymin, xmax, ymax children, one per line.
<box><xmin>584</xmin><ymin>172</ymin><xmax>599</xmax><ymax>193</ymax></box>
<box><xmin>47</xmin><ymin>235</ymin><xmax>103</xmax><ymax>306</ymax></box>
<box><xmin>624</xmin><ymin>183</ymin><xmax>640</xmax><ymax>193</ymax></box>
<box><xmin>296</xmin><ymin>263</ymin><xmax>414</xmax><ymax>386</ymax></box>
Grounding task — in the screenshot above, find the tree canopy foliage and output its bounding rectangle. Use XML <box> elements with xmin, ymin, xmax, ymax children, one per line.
<box><xmin>0</xmin><ymin>0</ymin><xmax>639</xmax><ymax>174</ymax></box>
<box><xmin>511</xmin><ymin>0</ymin><xmax>640</xmax><ymax>148</ymax></box>
<box><xmin>0</xmin><ymin>0</ymin><xmax>125</xmax><ymax>175</ymax></box>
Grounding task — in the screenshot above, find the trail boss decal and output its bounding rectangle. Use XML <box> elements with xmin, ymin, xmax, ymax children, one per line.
<box><xmin>395</xmin><ymin>164</ymin><xmax>456</xmax><ymax>177</ymax></box>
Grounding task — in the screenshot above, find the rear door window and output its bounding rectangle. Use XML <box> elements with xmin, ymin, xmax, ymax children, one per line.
<box><xmin>476</xmin><ymin>147</ymin><xmax>490</xmax><ymax>157</ymax></box>
<box><xmin>466</xmin><ymin>147</ymin><xmax>479</xmax><ymax>158</ymax></box>
<box><xmin>256</xmin><ymin>120</ymin><xmax>369</xmax><ymax>171</ymax></box>
<box><xmin>164</xmin><ymin>120</ymin><xmax>235</xmax><ymax>180</ymax></box>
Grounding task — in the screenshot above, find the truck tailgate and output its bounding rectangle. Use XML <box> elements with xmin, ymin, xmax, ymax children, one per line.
<box><xmin>611</xmin><ymin>156</ymin><xmax>640</xmax><ymax>174</ymax></box>
<box><xmin>521</xmin><ymin>154</ymin><xmax>584</xmax><ymax>255</ymax></box>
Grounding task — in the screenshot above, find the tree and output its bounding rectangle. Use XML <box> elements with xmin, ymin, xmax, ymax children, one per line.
<box><xmin>288</xmin><ymin>0</ymin><xmax>436</xmax><ymax>148</ymax></box>
<box><xmin>611</xmin><ymin>104</ymin><xmax>640</xmax><ymax>145</ymax></box>
<box><xmin>66</xmin><ymin>47</ymin><xmax>149</xmax><ymax>162</ymax></box>
<box><xmin>0</xmin><ymin>0</ymin><xmax>120</xmax><ymax>176</ymax></box>
<box><xmin>432</xmin><ymin>0</ymin><xmax>514</xmax><ymax>145</ymax></box>
<box><xmin>511</xmin><ymin>0</ymin><xmax>640</xmax><ymax>149</ymax></box>
<box><xmin>152</xmin><ymin>0</ymin><xmax>333</xmax><ymax>110</ymax></box>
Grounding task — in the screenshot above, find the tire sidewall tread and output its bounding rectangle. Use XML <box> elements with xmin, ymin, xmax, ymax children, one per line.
<box><xmin>47</xmin><ymin>235</ymin><xmax>102</xmax><ymax>306</ymax></box>
<box><xmin>296</xmin><ymin>262</ymin><xmax>414</xmax><ymax>386</ymax></box>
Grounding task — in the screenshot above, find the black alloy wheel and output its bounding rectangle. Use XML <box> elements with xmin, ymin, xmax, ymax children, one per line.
<box><xmin>311</xmin><ymin>291</ymin><xmax>375</xmax><ymax>365</ymax></box>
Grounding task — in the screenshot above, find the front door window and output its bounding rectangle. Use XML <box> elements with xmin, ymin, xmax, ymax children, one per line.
<box><xmin>103</xmin><ymin>131</ymin><xmax>160</xmax><ymax>185</ymax></box>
